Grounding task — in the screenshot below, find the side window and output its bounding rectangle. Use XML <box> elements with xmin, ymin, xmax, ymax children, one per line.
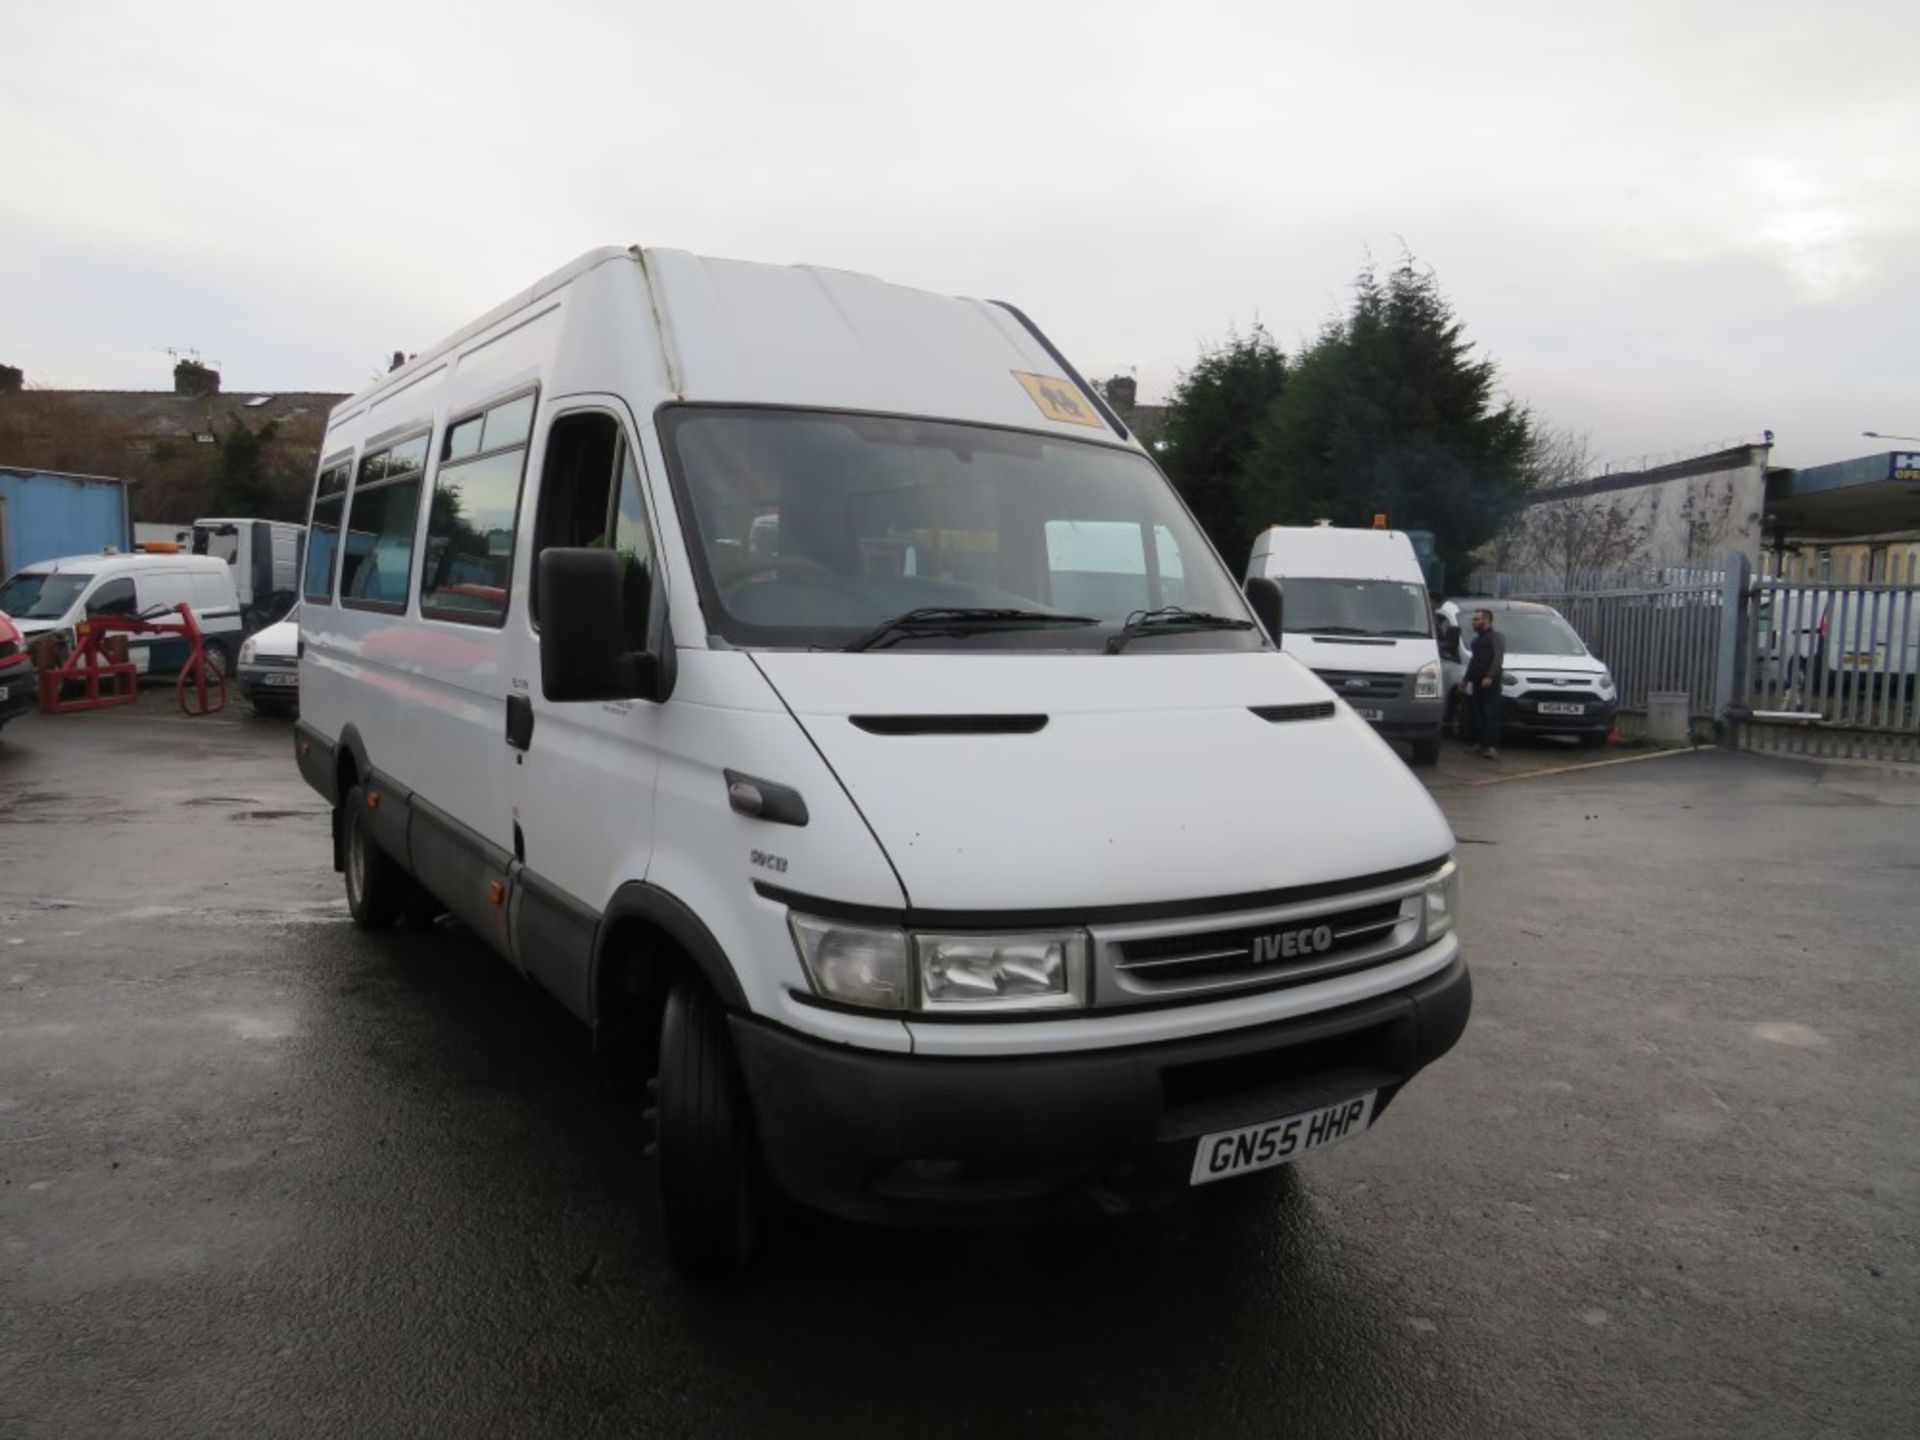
<box><xmin>531</xmin><ymin>412</ymin><xmax>655</xmax><ymax>646</ymax></box>
<box><xmin>86</xmin><ymin>577</ymin><xmax>137</xmax><ymax>618</ymax></box>
<box><xmin>420</xmin><ymin>390</ymin><xmax>536</xmax><ymax>625</ymax></box>
<box><xmin>340</xmin><ymin>432</ymin><xmax>429</xmax><ymax>611</ymax></box>
<box><xmin>304</xmin><ymin>458</ymin><xmax>352</xmax><ymax>603</ymax></box>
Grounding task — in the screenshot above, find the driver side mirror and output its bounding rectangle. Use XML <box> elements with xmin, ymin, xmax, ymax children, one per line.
<box><xmin>1243</xmin><ymin>576</ymin><xmax>1284</xmax><ymax>643</ymax></box>
<box><xmin>538</xmin><ymin>547</ymin><xmax>675</xmax><ymax>704</ymax></box>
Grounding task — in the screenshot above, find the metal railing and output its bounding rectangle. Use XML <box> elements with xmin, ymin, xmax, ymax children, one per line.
<box><xmin>1736</xmin><ymin>551</ymin><xmax>1920</xmax><ymax>762</ymax></box>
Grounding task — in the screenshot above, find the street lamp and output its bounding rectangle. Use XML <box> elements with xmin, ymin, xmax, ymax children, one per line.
<box><xmin>1863</xmin><ymin>430</ymin><xmax>1920</xmax><ymax>442</ymax></box>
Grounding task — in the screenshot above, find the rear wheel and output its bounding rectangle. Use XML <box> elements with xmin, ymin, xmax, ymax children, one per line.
<box><xmin>1410</xmin><ymin>736</ymin><xmax>1441</xmax><ymax>767</ymax></box>
<box><xmin>342</xmin><ymin>783</ymin><xmax>405</xmax><ymax>929</ymax></box>
<box><xmin>653</xmin><ymin>977</ymin><xmax>759</xmax><ymax>1274</ymax></box>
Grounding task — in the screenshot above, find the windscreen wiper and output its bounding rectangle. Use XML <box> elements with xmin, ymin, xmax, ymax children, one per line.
<box><xmin>843</xmin><ymin>607</ymin><xmax>1099</xmax><ymax>652</ymax></box>
<box><xmin>1302</xmin><ymin>625</ymin><xmax>1369</xmax><ymax>635</ymax></box>
<box><xmin>1105</xmin><ymin>607</ymin><xmax>1256</xmax><ymax>654</ymax></box>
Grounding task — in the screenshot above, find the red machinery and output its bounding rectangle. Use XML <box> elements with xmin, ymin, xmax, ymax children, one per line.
<box><xmin>37</xmin><ymin>605</ymin><xmax>226</xmax><ymax>716</ymax></box>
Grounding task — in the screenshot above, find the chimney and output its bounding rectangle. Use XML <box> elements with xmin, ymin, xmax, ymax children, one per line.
<box><xmin>0</xmin><ymin>364</ymin><xmax>22</xmax><ymax>394</ymax></box>
<box><xmin>1105</xmin><ymin>375</ymin><xmax>1137</xmax><ymax>412</ymax></box>
<box><xmin>174</xmin><ymin>358</ymin><xmax>220</xmax><ymax>396</ymax></box>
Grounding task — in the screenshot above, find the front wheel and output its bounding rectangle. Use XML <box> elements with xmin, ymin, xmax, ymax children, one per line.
<box><xmin>1410</xmin><ymin>736</ymin><xmax>1441</xmax><ymax>767</ymax></box>
<box><xmin>653</xmin><ymin>977</ymin><xmax>759</xmax><ymax>1274</ymax></box>
<box><xmin>342</xmin><ymin>783</ymin><xmax>406</xmax><ymax>929</ymax></box>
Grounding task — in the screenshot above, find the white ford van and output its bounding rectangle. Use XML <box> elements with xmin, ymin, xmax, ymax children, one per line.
<box><xmin>1247</xmin><ymin>525</ymin><xmax>1447</xmax><ymax>765</ymax></box>
<box><xmin>294</xmin><ymin>247</ymin><xmax>1469</xmax><ymax>1270</ymax></box>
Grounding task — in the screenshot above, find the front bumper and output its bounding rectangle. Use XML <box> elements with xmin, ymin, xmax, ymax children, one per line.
<box><xmin>1342</xmin><ymin>693</ymin><xmax>1443</xmax><ymax>740</ymax></box>
<box><xmin>1501</xmin><ymin>694</ymin><xmax>1617</xmax><ymax>735</ymax></box>
<box><xmin>238</xmin><ymin>665</ymin><xmax>300</xmax><ymax>703</ymax></box>
<box><xmin>731</xmin><ymin>955</ymin><xmax>1470</xmax><ymax>1225</ymax></box>
<box><xmin>0</xmin><ymin>663</ymin><xmax>40</xmax><ymax>722</ymax></box>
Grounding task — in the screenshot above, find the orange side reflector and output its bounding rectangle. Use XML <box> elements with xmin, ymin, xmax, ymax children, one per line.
<box><xmin>487</xmin><ymin>880</ymin><xmax>506</xmax><ymax>905</ymax></box>
<box><xmin>299</xmin><ymin>741</ymin><xmax>310</xmax><ymax>757</ymax></box>
<box><xmin>366</xmin><ymin>791</ymin><xmax>381</xmax><ymax>809</ymax></box>
<box><xmin>1372</xmin><ymin>512</ymin><xmax>1388</xmax><ymax>529</ymax></box>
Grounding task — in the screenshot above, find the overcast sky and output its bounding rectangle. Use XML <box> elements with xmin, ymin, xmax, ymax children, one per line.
<box><xmin>3</xmin><ymin>0</ymin><xmax>1914</xmax><ymax>471</ymax></box>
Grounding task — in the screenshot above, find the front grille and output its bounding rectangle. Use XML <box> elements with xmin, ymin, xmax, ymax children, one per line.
<box><xmin>1517</xmin><ymin>691</ymin><xmax>1593</xmax><ymax>707</ymax></box>
<box><xmin>1312</xmin><ymin>669</ymin><xmax>1404</xmax><ymax>702</ymax></box>
<box><xmin>250</xmin><ymin>653</ymin><xmax>297</xmax><ymax>669</ymax></box>
<box><xmin>0</xmin><ymin>640</ymin><xmax>18</xmax><ymax>662</ymax></box>
<box><xmin>1091</xmin><ymin>879</ymin><xmax>1426</xmax><ymax>1004</ymax></box>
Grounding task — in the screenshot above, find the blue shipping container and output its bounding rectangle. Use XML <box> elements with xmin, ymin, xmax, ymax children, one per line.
<box><xmin>0</xmin><ymin>468</ymin><xmax>134</xmax><ymax>578</ymax></box>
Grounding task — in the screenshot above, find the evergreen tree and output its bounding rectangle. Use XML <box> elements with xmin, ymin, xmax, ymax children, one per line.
<box><xmin>1247</xmin><ymin>257</ymin><xmax>1533</xmax><ymax>582</ymax></box>
<box><xmin>211</xmin><ymin>415</ymin><xmax>285</xmax><ymax>517</ymax></box>
<box><xmin>1158</xmin><ymin>325</ymin><xmax>1288</xmax><ymax>569</ymax></box>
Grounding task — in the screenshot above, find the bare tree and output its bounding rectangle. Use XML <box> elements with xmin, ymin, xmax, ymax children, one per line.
<box><xmin>1501</xmin><ymin>427</ymin><xmax>1651</xmax><ymax>582</ymax></box>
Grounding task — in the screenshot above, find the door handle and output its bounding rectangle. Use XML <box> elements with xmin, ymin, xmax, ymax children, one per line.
<box><xmin>505</xmin><ymin>693</ymin><xmax>534</xmax><ymax>751</ymax></box>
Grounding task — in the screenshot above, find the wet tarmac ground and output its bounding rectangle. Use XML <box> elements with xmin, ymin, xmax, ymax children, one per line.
<box><xmin>1</xmin><ymin>700</ymin><xmax>1915</xmax><ymax>1438</ymax></box>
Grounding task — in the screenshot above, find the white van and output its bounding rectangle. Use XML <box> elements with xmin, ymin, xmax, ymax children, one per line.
<box><xmin>0</xmin><ymin>552</ymin><xmax>244</xmax><ymax>674</ymax></box>
<box><xmin>1246</xmin><ymin>525</ymin><xmax>1446</xmax><ymax>765</ymax></box>
<box><xmin>294</xmin><ymin>247</ymin><xmax>1469</xmax><ymax>1270</ymax></box>
<box><xmin>190</xmin><ymin>517</ymin><xmax>304</xmax><ymax>630</ymax></box>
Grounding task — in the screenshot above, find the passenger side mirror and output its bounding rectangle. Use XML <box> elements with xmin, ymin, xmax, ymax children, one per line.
<box><xmin>538</xmin><ymin>548</ymin><xmax>674</xmax><ymax>703</ymax></box>
<box><xmin>1243</xmin><ymin>576</ymin><xmax>1284</xmax><ymax>642</ymax></box>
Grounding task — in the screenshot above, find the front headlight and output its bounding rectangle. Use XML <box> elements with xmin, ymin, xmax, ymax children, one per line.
<box><xmin>238</xmin><ymin>637</ymin><xmax>259</xmax><ymax>666</ymax></box>
<box><xmin>1501</xmin><ymin>671</ymin><xmax>1520</xmax><ymax>689</ymax></box>
<box><xmin>1415</xmin><ymin>660</ymin><xmax>1442</xmax><ymax>700</ymax></box>
<box><xmin>788</xmin><ymin>913</ymin><xmax>909</xmax><ymax>1009</ymax></box>
<box><xmin>1596</xmin><ymin>670</ymin><xmax>1616</xmax><ymax>696</ymax></box>
<box><xmin>914</xmin><ymin>930</ymin><xmax>1087</xmax><ymax>1011</ymax></box>
<box><xmin>1422</xmin><ymin>861</ymin><xmax>1459</xmax><ymax>943</ymax></box>
<box><xmin>787</xmin><ymin>914</ymin><xmax>1089</xmax><ymax>1011</ymax></box>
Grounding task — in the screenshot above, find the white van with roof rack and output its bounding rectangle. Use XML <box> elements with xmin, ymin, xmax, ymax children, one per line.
<box><xmin>294</xmin><ymin>246</ymin><xmax>1470</xmax><ymax>1271</ymax></box>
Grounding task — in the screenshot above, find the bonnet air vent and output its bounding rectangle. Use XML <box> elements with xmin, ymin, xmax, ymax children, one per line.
<box><xmin>1250</xmin><ymin>703</ymin><xmax>1337</xmax><ymax>724</ymax></box>
<box><xmin>849</xmin><ymin>714</ymin><xmax>1049</xmax><ymax>736</ymax></box>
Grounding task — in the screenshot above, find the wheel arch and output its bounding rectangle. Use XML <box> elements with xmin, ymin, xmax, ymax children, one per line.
<box><xmin>590</xmin><ymin>882</ymin><xmax>749</xmax><ymax>1071</ymax></box>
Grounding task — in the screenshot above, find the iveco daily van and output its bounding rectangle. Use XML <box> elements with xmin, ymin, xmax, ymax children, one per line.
<box><xmin>294</xmin><ymin>247</ymin><xmax>1470</xmax><ymax>1270</ymax></box>
<box><xmin>1247</xmin><ymin>524</ymin><xmax>1447</xmax><ymax>765</ymax></box>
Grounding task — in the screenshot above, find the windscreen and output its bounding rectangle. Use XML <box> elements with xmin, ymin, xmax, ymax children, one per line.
<box><xmin>0</xmin><ymin>572</ymin><xmax>90</xmax><ymax>620</ymax></box>
<box><xmin>1283</xmin><ymin>578</ymin><xmax>1432</xmax><ymax>638</ymax></box>
<box><xmin>660</xmin><ymin>408</ymin><xmax>1257</xmax><ymax>652</ymax></box>
<box><xmin>1493</xmin><ymin>611</ymin><xmax>1588</xmax><ymax>657</ymax></box>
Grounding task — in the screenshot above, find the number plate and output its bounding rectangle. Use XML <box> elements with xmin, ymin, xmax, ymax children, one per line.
<box><xmin>1537</xmin><ymin>701</ymin><xmax>1586</xmax><ymax>715</ymax></box>
<box><xmin>1190</xmin><ymin>1091</ymin><xmax>1377</xmax><ymax>1185</ymax></box>
<box><xmin>263</xmin><ymin>672</ymin><xmax>299</xmax><ymax>687</ymax></box>
<box><xmin>1355</xmin><ymin>707</ymin><xmax>1385</xmax><ymax>722</ymax></box>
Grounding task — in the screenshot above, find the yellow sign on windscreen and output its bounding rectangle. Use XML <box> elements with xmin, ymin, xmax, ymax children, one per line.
<box><xmin>1012</xmin><ymin>371</ymin><xmax>1104</xmax><ymax>428</ymax></box>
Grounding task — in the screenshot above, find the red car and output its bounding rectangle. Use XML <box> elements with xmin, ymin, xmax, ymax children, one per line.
<box><xmin>0</xmin><ymin>610</ymin><xmax>40</xmax><ymax>731</ymax></box>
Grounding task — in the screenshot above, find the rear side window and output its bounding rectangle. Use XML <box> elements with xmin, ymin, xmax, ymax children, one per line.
<box><xmin>420</xmin><ymin>390</ymin><xmax>536</xmax><ymax>625</ymax></box>
<box><xmin>304</xmin><ymin>459</ymin><xmax>352</xmax><ymax>603</ymax></box>
<box><xmin>340</xmin><ymin>433</ymin><xmax>429</xmax><ymax>611</ymax></box>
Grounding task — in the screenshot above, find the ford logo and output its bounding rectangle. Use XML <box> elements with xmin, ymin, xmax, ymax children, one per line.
<box><xmin>1251</xmin><ymin>924</ymin><xmax>1335</xmax><ymax>963</ymax></box>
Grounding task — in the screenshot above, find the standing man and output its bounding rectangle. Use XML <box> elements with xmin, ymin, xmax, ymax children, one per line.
<box><xmin>1464</xmin><ymin>608</ymin><xmax>1506</xmax><ymax>759</ymax></box>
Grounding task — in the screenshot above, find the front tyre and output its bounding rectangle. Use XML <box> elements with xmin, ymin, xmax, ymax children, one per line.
<box><xmin>342</xmin><ymin>783</ymin><xmax>405</xmax><ymax>930</ymax></box>
<box><xmin>654</xmin><ymin>977</ymin><xmax>759</xmax><ymax>1274</ymax></box>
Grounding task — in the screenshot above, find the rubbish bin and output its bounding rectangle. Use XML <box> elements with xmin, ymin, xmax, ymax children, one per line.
<box><xmin>1647</xmin><ymin>690</ymin><xmax>1690</xmax><ymax>743</ymax></box>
